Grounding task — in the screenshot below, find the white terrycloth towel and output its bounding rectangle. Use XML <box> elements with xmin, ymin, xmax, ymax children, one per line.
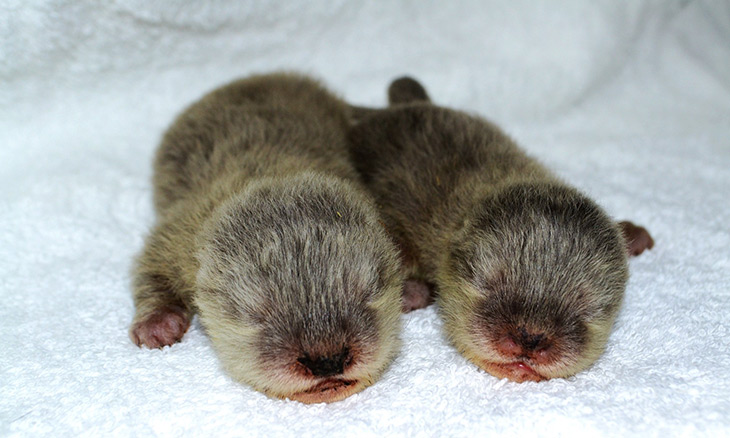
<box><xmin>1</xmin><ymin>1</ymin><xmax>729</xmax><ymax>436</ymax></box>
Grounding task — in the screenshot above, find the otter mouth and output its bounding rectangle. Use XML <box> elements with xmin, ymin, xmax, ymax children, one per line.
<box><xmin>302</xmin><ymin>378</ymin><xmax>357</xmax><ymax>394</ymax></box>
<box><xmin>288</xmin><ymin>379</ymin><xmax>360</xmax><ymax>404</ymax></box>
<box><xmin>482</xmin><ymin>361</ymin><xmax>545</xmax><ymax>383</ymax></box>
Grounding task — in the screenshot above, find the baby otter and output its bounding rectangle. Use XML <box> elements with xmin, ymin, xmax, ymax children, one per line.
<box><xmin>130</xmin><ymin>73</ymin><xmax>403</xmax><ymax>403</ymax></box>
<box><xmin>347</xmin><ymin>77</ymin><xmax>653</xmax><ymax>382</ymax></box>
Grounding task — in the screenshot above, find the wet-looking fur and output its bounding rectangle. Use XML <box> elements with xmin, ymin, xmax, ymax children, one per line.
<box><xmin>347</xmin><ymin>77</ymin><xmax>653</xmax><ymax>382</ymax></box>
<box><xmin>130</xmin><ymin>73</ymin><xmax>403</xmax><ymax>403</ymax></box>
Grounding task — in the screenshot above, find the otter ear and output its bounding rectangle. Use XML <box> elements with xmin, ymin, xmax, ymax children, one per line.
<box><xmin>618</xmin><ymin>221</ymin><xmax>654</xmax><ymax>257</ymax></box>
<box><xmin>388</xmin><ymin>76</ymin><xmax>431</xmax><ymax>106</ymax></box>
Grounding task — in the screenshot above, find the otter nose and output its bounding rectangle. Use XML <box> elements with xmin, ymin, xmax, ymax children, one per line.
<box><xmin>496</xmin><ymin>327</ymin><xmax>551</xmax><ymax>359</ymax></box>
<box><xmin>298</xmin><ymin>348</ymin><xmax>350</xmax><ymax>377</ymax></box>
<box><xmin>517</xmin><ymin>327</ymin><xmax>546</xmax><ymax>351</ymax></box>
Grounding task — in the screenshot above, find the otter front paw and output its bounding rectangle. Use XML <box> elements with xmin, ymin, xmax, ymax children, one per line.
<box><xmin>130</xmin><ymin>306</ymin><xmax>190</xmax><ymax>348</ymax></box>
<box><xmin>402</xmin><ymin>279</ymin><xmax>434</xmax><ymax>312</ymax></box>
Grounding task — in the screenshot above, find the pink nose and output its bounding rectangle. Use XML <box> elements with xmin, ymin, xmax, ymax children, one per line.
<box><xmin>495</xmin><ymin>327</ymin><xmax>553</xmax><ymax>363</ymax></box>
<box><xmin>496</xmin><ymin>336</ymin><xmax>523</xmax><ymax>356</ymax></box>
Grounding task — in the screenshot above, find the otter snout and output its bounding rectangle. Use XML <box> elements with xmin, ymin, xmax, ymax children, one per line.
<box><xmin>496</xmin><ymin>327</ymin><xmax>553</xmax><ymax>364</ymax></box>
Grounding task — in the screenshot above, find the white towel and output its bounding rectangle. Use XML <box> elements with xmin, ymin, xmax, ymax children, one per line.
<box><xmin>1</xmin><ymin>1</ymin><xmax>728</xmax><ymax>436</ymax></box>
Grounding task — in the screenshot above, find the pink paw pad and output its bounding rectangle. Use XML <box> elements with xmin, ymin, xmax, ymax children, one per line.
<box><xmin>130</xmin><ymin>306</ymin><xmax>190</xmax><ymax>349</ymax></box>
<box><xmin>619</xmin><ymin>221</ymin><xmax>655</xmax><ymax>257</ymax></box>
<box><xmin>402</xmin><ymin>279</ymin><xmax>433</xmax><ymax>312</ymax></box>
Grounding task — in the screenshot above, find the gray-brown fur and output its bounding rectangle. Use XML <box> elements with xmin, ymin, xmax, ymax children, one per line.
<box><xmin>130</xmin><ymin>73</ymin><xmax>403</xmax><ymax>403</ymax></box>
<box><xmin>347</xmin><ymin>77</ymin><xmax>653</xmax><ymax>381</ymax></box>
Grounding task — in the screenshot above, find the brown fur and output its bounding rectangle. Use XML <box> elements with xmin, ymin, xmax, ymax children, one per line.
<box><xmin>347</xmin><ymin>77</ymin><xmax>653</xmax><ymax>382</ymax></box>
<box><xmin>130</xmin><ymin>73</ymin><xmax>403</xmax><ymax>403</ymax></box>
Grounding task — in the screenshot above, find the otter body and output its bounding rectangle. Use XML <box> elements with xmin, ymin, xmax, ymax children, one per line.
<box><xmin>130</xmin><ymin>73</ymin><xmax>403</xmax><ymax>403</ymax></box>
<box><xmin>348</xmin><ymin>77</ymin><xmax>653</xmax><ymax>382</ymax></box>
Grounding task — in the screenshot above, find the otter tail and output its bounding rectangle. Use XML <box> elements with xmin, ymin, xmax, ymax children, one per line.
<box><xmin>388</xmin><ymin>76</ymin><xmax>430</xmax><ymax>105</ymax></box>
<box><xmin>347</xmin><ymin>76</ymin><xmax>431</xmax><ymax>123</ymax></box>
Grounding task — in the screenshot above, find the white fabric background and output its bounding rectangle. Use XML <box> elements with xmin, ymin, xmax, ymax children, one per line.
<box><xmin>1</xmin><ymin>1</ymin><xmax>729</xmax><ymax>436</ymax></box>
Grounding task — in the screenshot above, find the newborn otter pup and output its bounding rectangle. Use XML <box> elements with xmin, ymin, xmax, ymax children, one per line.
<box><xmin>347</xmin><ymin>77</ymin><xmax>653</xmax><ymax>382</ymax></box>
<box><xmin>130</xmin><ymin>73</ymin><xmax>403</xmax><ymax>403</ymax></box>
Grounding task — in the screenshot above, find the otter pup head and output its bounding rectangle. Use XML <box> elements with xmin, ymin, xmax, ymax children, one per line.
<box><xmin>195</xmin><ymin>174</ymin><xmax>402</xmax><ymax>402</ymax></box>
<box><xmin>438</xmin><ymin>182</ymin><xmax>628</xmax><ymax>382</ymax></box>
